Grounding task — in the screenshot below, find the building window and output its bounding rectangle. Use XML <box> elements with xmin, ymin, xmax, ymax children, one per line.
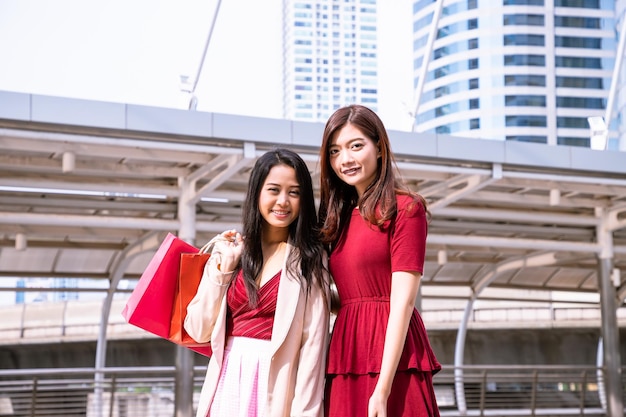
<box><xmin>557</xmin><ymin>117</ymin><xmax>589</xmax><ymax>128</ymax></box>
<box><xmin>556</xmin><ymin>76</ymin><xmax>604</xmax><ymax>89</ymax></box>
<box><xmin>503</xmin><ymin>14</ymin><xmax>545</xmax><ymax>26</ymax></box>
<box><xmin>554</xmin><ymin>0</ymin><xmax>604</xmax><ymax>9</ymax></box>
<box><xmin>469</xmin><ymin>98</ymin><xmax>479</xmax><ymax>109</ymax></box>
<box><xmin>435</xmin><ymin>86</ymin><xmax>450</xmax><ymax>98</ymax></box>
<box><xmin>555</xmin><ymin>36</ymin><xmax>602</xmax><ymax>49</ymax></box>
<box><xmin>435</xmin><ymin>105</ymin><xmax>451</xmax><ymax>117</ymax></box>
<box><xmin>506</xmin><ymin>115</ymin><xmax>547</xmax><ymax>127</ymax></box>
<box><xmin>504</xmin><ymin>34</ymin><xmax>545</xmax><ymax>46</ymax></box>
<box><xmin>470</xmin><ymin>118</ymin><xmax>480</xmax><ymax>129</ymax></box>
<box><xmin>505</xmin><ymin>95</ymin><xmax>546</xmax><ymax>106</ymax></box>
<box><xmin>555</xmin><ymin>56</ymin><xmax>602</xmax><ymax>69</ymax></box>
<box><xmin>506</xmin><ymin>135</ymin><xmax>547</xmax><ymax>143</ymax></box>
<box><xmin>436</xmin><ymin>125</ymin><xmax>451</xmax><ymax>134</ymax></box>
<box><xmin>469</xmin><ymin>78</ymin><xmax>479</xmax><ymax>89</ymax></box>
<box><xmin>504</xmin><ymin>0</ymin><xmax>543</xmax><ymax>4</ymax></box>
<box><xmin>504</xmin><ymin>75</ymin><xmax>546</xmax><ymax>86</ymax></box>
<box><xmin>504</xmin><ymin>54</ymin><xmax>545</xmax><ymax>66</ymax></box>
<box><xmin>556</xmin><ymin>97</ymin><xmax>604</xmax><ymax>109</ymax></box>
<box><xmin>555</xmin><ymin>16</ymin><xmax>601</xmax><ymax>29</ymax></box>
<box><xmin>557</xmin><ymin>136</ymin><xmax>590</xmax><ymax>147</ymax></box>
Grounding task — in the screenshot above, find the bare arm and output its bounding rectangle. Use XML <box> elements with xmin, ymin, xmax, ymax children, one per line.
<box><xmin>368</xmin><ymin>270</ymin><xmax>421</xmax><ymax>417</ymax></box>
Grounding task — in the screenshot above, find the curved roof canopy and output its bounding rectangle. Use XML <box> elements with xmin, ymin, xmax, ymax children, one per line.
<box><xmin>1</xmin><ymin>91</ymin><xmax>626</xmax><ymax>303</ymax></box>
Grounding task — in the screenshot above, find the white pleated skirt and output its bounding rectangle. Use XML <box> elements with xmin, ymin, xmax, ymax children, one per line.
<box><xmin>208</xmin><ymin>337</ymin><xmax>272</xmax><ymax>417</ymax></box>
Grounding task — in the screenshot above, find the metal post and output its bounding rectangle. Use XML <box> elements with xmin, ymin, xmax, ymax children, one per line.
<box><xmin>175</xmin><ymin>177</ymin><xmax>197</xmax><ymax>417</ymax></box>
<box><xmin>454</xmin><ymin>296</ymin><xmax>474</xmax><ymax>414</ymax></box>
<box><xmin>603</xmin><ymin>9</ymin><xmax>626</xmax><ymax>150</ymax></box>
<box><xmin>30</xmin><ymin>377</ymin><xmax>37</xmax><ymax>417</ymax></box>
<box><xmin>181</xmin><ymin>0</ymin><xmax>223</xmax><ymax>110</ymax></box>
<box><xmin>597</xmin><ymin>257</ymin><xmax>623</xmax><ymax>417</ymax></box>
<box><xmin>596</xmin><ymin>208</ymin><xmax>623</xmax><ymax>417</ymax></box>
<box><xmin>410</xmin><ymin>0</ymin><xmax>444</xmax><ymax>132</ymax></box>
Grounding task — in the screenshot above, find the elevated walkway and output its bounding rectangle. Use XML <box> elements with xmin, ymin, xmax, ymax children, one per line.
<box><xmin>2</xmin><ymin>296</ymin><xmax>625</xmax><ymax>347</ymax></box>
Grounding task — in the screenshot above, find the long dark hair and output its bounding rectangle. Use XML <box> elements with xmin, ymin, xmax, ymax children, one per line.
<box><xmin>318</xmin><ymin>104</ymin><xmax>429</xmax><ymax>246</ymax></box>
<box><xmin>238</xmin><ymin>147</ymin><xmax>326</xmax><ymax>306</ymax></box>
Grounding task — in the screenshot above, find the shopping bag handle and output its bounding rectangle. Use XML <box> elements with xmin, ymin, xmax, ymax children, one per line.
<box><xmin>198</xmin><ymin>233</ymin><xmax>233</xmax><ymax>254</ymax></box>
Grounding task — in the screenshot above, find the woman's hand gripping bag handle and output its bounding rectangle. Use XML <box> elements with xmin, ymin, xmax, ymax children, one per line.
<box><xmin>168</xmin><ymin>238</ymin><xmax>216</xmax><ymax>356</ymax></box>
<box><xmin>183</xmin><ymin>231</ymin><xmax>243</xmax><ymax>347</ymax></box>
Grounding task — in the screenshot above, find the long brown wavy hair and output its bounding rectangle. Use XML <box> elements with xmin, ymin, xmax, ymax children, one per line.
<box><xmin>318</xmin><ymin>104</ymin><xmax>429</xmax><ymax>247</ymax></box>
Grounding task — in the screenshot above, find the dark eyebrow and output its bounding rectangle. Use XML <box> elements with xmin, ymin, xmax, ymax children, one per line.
<box><xmin>332</xmin><ymin>138</ymin><xmax>366</xmax><ymax>146</ymax></box>
<box><xmin>265</xmin><ymin>182</ymin><xmax>300</xmax><ymax>188</ymax></box>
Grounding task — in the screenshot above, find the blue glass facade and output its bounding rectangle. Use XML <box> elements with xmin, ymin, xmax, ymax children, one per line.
<box><xmin>412</xmin><ymin>0</ymin><xmax>618</xmax><ymax>147</ymax></box>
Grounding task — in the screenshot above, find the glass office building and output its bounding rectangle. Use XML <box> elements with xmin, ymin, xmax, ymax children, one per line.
<box><xmin>283</xmin><ymin>0</ymin><xmax>378</xmax><ymax>122</ymax></box>
<box><xmin>412</xmin><ymin>0</ymin><xmax>620</xmax><ymax>148</ymax></box>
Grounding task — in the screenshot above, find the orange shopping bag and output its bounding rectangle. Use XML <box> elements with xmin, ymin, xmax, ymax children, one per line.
<box><xmin>169</xmin><ymin>251</ymin><xmax>213</xmax><ymax>357</ymax></box>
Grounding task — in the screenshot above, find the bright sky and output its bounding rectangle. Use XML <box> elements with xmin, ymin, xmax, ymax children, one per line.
<box><xmin>0</xmin><ymin>0</ymin><xmax>414</xmax><ymax>130</ymax></box>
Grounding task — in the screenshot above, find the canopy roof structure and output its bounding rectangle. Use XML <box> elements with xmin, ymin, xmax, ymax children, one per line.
<box><xmin>3</xmin><ymin>90</ymin><xmax>626</xmax><ymax>415</ymax></box>
<box><xmin>1</xmin><ymin>90</ymin><xmax>626</xmax><ymax>303</ymax></box>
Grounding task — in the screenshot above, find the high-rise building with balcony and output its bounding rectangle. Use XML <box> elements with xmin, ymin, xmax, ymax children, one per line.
<box><xmin>282</xmin><ymin>0</ymin><xmax>379</xmax><ymax>122</ymax></box>
<box><xmin>411</xmin><ymin>0</ymin><xmax>620</xmax><ymax>148</ymax></box>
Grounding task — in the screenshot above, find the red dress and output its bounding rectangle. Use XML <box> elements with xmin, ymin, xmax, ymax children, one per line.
<box><xmin>226</xmin><ymin>270</ymin><xmax>281</xmax><ymax>339</ymax></box>
<box><xmin>325</xmin><ymin>195</ymin><xmax>441</xmax><ymax>417</ymax></box>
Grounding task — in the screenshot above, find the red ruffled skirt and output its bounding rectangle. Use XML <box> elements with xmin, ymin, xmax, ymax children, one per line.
<box><xmin>325</xmin><ymin>370</ymin><xmax>440</xmax><ymax>417</ymax></box>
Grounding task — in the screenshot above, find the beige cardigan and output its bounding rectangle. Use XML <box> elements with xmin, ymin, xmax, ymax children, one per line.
<box><xmin>184</xmin><ymin>243</ymin><xmax>330</xmax><ymax>417</ymax></box>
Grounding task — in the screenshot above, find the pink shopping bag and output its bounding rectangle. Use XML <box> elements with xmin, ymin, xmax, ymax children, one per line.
<box><xmin>122</xmin><ymin>233</ymin><xmax>212</xmax><ymax>356</ymax></box>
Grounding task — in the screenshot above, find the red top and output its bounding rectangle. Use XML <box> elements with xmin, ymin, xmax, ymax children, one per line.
<box><xmin>326</xmin><ymin>194</ymin><xmax>441</xmax><ymax>375</ymax></box>
<box><xmin>226</xmin><ymin>270</ymin><xmax>280</xmax><ymax>340</ymax></box>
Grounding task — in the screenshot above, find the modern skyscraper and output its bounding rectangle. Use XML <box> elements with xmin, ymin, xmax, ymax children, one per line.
<box><xmin>411</xmin><ymin>0</ymin><xmax>619</xmax><ymax>148</ymax></box>
<box><xmin>282</xmin><ymin>0</ymin><xmax>379</xmax><ymax>122</ymax></box>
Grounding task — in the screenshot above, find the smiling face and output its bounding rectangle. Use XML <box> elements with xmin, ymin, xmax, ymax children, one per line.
<box><xmin>328</xmin><ymin>123</ymin><xmax>380</xmax><ymax>197</ymax></box>
<box><xmin>258</xmin><ymin>164</ymin><xmax>301</xmax><ymax>233</ymax></box>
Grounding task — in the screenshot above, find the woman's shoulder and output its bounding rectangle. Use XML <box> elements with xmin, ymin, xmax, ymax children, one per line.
<box><xmin>395</xmin><ymin>192</ymin><xmax>426</xmax><ymax>216</ymax></box>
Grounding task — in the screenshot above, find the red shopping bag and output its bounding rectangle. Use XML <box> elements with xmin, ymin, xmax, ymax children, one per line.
<box><xmin>169</xmin><ymin>251</ymin><xmax>213</xmax><ymax>357</ymax></box>
<box><xmin>122</xmin><ymin>233</ymin><xmax>196</xmax><ymax>338</ymax></box>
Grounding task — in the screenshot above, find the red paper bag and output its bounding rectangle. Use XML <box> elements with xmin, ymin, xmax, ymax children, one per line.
<box><xmin>122</xmin><ymin>233</ymin><xmax>198</xmax><ymax>339</ymax></box>
<box><xmin>170</xmin><ymin>252</ymin><xmax>213</xmax><ymax>357</ymax></box>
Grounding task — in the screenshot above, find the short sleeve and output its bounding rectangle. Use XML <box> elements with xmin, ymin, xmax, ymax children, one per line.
<box><xmin>390</xmin><ymin>196</ymin><xmax>428</xmax><ymax>274</ymax></box>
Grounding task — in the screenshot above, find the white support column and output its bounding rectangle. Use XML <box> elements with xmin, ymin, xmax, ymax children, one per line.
<box><xmin>454</xmin><ymin>296</ymin><xmax>475</xmax><ymax>415</ymax></box>
<box><xmin>175</xmin><ymin>176</ymin><xmax>198</xmax><ymax>417</ymax></box>
<box><xmin>453</xmin><ymin>252</ymin><xmax>560</xmax><ymax>415</ymax></box>
<box><xmin>93</xmin><ymin>231</ymin><xmax>162</xmax><ymax>417</ymax></box>
<box><xmin>595</xmin><ymin>208</ymin><xmax>624</xmax><ymax>417</ymax></box>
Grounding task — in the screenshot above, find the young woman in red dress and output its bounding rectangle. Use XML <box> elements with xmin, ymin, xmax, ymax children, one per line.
<box><xmin>318</xmin><ymin>105</ymin><xmax>441</xmax><ymax>417</ymax></box>
<box><xmin>185</xmin><ymin>148</ymin><xmax>330</xmax><ymax>417</ymax></box>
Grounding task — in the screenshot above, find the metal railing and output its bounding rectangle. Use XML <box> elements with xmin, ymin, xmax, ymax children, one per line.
<box><xmin>3</xmin><ymin>300</ymin><xmax>626</xmax><ymax>346</ymax></box>
<box><xmin>0</xmin><ymin>365</ymin><xmax>624</xmax><ymax>416</ymax></box>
